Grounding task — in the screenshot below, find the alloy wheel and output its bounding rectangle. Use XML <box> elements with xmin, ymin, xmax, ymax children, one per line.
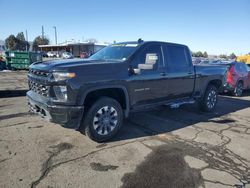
<box><xmin>92</xmin><ymin>106</ymin><xmax>118</xmax><ymax>136</ymax></box>
<box><xmin>207</xmin><ymin>90</ymin><xmax>217</xmax><ymax>109</ymax></box>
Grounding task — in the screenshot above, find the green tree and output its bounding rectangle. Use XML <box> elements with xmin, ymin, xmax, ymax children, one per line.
<box><xmin>192</xmin><ymin>51</ymin><xmax>203</xmax><ymax>57</ymax></box>
<box><xmin>16</xmin><ymin>32</ymin><xmax>29</xmax><ymax>51</ymax></box>
<box><xmin>219</xmin><ymin>54</ymin><xmax>227</xmax><ymax>59</ymax></box>
<box><xmin>203</xmin><ymin>51</ymin><xmax>208</xmax><ymax>58</ymax></box>
<box><xmin>5</xmin><ymin>35</ymin><xmax>18</xmax><ymax>50</ymax></box>
<box><xmin>16</xmin><ymin>32</ymin><xmax>25</xmax><ymax>41</ymax></box>
<box><xmin>5</xmin><ymin>32</ymin><xmax>30</xmax><ymax>51</ymax></box>
<box><xmin>32</xmin><ymin>36</ymin><xmax>49</xmax><ymax>51</ymax></box>
<box><xmin>196</xmin><ymin>51</ymin><xmax>203</xmax><ymax>57</ymax></box>
<box><xmin>229</xmin><ymin>53</ymin><xmax>236</xmax><ymax>59</ymax></box>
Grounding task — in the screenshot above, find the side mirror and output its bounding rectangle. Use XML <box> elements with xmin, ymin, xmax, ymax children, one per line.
<box><xmin>129</xmin><ymin>63</ymin><xmax>154</xmax><ymax>75</ymax></box>
<box><xmin>129</xmin><ymin>67</ymin><xmax>141</xmax><ymax>75</ymax></box>
<box><xmin>138</xmin><ymin>64</ymin><xmax>154</xmax><ymax>70</ymax></box>
<box><xmin>133</xmin><ymin>68</ymin><xmax>141</xmax><ymax>74</ymax></box>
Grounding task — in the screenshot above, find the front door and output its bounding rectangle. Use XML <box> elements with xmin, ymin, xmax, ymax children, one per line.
<box><xmin>128</xmin><ymin>43</ymin><xmax>166</xmax><ymax>108</ymax></box>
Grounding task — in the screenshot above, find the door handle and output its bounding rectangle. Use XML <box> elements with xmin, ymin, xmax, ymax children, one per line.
<box><xmin>160</xmin><ymin>72</ymin><xmax>166</xmax><ymax>76</ymax></box>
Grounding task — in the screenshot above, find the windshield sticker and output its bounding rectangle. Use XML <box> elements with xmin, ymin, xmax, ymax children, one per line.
<box><xmin>125</xmin><ymin>44</ymin><xmax>138</xmax><ymax>47</ymax></box>
<box><xmin>111</xmin><ymin>44</ymin><xmax>126</xmax><ymax>47</ymax></box>
<box><xmin>111</xmin><ymin>43</ymin><xmax>138</xmax><ymax>47</ymax></box>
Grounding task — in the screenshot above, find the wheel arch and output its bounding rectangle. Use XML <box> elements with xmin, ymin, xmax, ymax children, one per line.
<box><xmin>207</xmin><ymin>79</ymin><xmax>222</xmax><ymax>90</ymax></box>
<box><xmin>81</xmin><ymin>86</ymin><xmax>130</xmax><ymax>117</ymax></box>
<box><xmin>237</xmin><ymin>79</ymin><xmax>244</xmax><ymax>85</ymax></box>
<box><xmin>201</xmin><ymin>79</ymin><xmax>222</xmax><ymax>98</ymax></box>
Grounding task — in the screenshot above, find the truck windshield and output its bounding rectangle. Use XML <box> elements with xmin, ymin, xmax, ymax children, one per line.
<box><xmin>88</xmin><ymin>43</ymin><xmax>139</xmax><ymax>62</ymax></box>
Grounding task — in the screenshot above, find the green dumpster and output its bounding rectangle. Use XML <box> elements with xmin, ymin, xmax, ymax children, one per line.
<box><xmin>5</xmin><ymin>51</ymin><xmax>42</xmax><ymax>70</ymax></box>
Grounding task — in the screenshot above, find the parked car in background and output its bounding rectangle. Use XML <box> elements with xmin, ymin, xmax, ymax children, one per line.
<box><xmin>80</xmin><ymin>52</ymin><xmax>89</xmax><ymax>59</ymax></box>
<box><xmin>41</xmin><ymin>51</ymin><xmax>48</xmax><ymax>58</ymax></box>
<box><xmin>222</xmin><ymin>62</ymin><xmax>250</xmax><ymax>96</ymax></box>
<box><xmin>192</xmin><ymin>57</ymin><xmax>202</xmax><ymax>64</ymax></box>
<box><xmin>62</xmin><ymin>52</ymin><xmax>74</xmax><ymax>59</ymax></box>
<box><xmin>47</xmin><ymin>51</ymin><xmax>55</xmax><ymax>58</ymax></box>
<box><xmin>200</xmin><ymin>60</ymin><xmax>222</xmax><ymax>65</ymax></box>
<box><xmin>47</xmin><ymin>51</ymin><xmax>60</xmax><ymax>58</ymax></box>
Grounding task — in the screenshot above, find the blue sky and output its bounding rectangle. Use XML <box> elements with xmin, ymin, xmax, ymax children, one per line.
<box><xmin>0</xmin><ymin>0</ymin><xmax>249</xmax><ymax>55</ymax></box>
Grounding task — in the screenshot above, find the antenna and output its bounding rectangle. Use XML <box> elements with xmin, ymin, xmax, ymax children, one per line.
<box><xmin>138</xmin><ymin>38</ymin><xmax>143</xmax><ymax>43</ymax></box>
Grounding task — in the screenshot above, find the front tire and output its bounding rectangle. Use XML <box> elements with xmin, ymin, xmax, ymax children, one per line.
<box><xmin>82</xmin><ymin>97</ymin><xmax>123</xmax><ymax>142</ymax></box>
<box><xmin>199</xmin><ymin>85</ymin><xmax>218</xmax><ymax>112</ymax></box>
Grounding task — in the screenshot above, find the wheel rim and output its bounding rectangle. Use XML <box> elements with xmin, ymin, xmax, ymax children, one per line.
<box><xmin>235</xmin><ymin>83</ymin><xmax>243</xmax><ymax>96</ymax></box>
<box><xmin>207</xmin><ymin>90</ymin><xmax>217</xmax><ymax>109</ymax></box>
<box><xmin>92</xmin><ymin>106</ymin><xmax>118</xmax><ymax>136</ymax></box>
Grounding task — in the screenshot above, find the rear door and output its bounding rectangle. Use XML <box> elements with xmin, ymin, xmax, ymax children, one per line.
<box><xmin>236</xmin><ymin>63</ymin><xmax>248</xmax><ymax>89</ymax></box>
<box><xmin>163</xmin><ymin>44</ymin><xmax>195</xmax><ymax>99</ymax></box>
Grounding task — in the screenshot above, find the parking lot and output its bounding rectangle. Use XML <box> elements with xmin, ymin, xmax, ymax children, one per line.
<box><xmin>0</xmin><ymin>71</ymin><xmax>250</xmax><ymax>188</ymax></box>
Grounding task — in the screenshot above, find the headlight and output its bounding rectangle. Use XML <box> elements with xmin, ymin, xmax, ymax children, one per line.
<box><xmin>52</xmin><ymin>72</ymin><xmax>76</xmax><ymax>81</ymax></box>
<box><xmin>53</xmin><ymin>86</ymin><xmax>67</xmax><ymax>101</ymax></box>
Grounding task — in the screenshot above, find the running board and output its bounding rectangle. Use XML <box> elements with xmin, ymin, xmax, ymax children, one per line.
<box><xmin>166</xmin><ymin>99</ymin><xmax>196</xmax><ymax>109</ymax></box>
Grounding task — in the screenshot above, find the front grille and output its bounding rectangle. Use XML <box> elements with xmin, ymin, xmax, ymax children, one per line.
<box><xmin>28</xmin><ymin>80</ymin><xmax>49</xmax><ymax>97</ymax></box>
<box><xmin>29</xmin><ymin>69</ymin><xmax>49</xmax><ymax>77</ymax></box>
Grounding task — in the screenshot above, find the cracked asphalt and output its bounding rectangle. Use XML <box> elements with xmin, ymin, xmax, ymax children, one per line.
<box><xmin>0</xmin><ymin>72</ymin><xmax>250</xmax><ymax>188</ymax></box>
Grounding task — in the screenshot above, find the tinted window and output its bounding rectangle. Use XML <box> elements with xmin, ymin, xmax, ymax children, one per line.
<box><xmin>165</xmin><ymin>45</ymin><xmax>190</xmax><ymax>72</ymax></box>
<box><xmin>246</xmin><ymin>64</ymin><xmax>250</xmax><ymax>71</ymax></box>
<box><xmin>240</xmin><ymin>63</ymin><xmax>248</xmax><ymax>72</ymax></box>
<box><xmin>131</xmin><ymin>44</ymin><xmax>163</xmax><ymax>71</ymax></box>
<box><xmin>234</xmin><ymin>63</ymin><xmax>240</xmax><ymax>72</ymax></box>
<box><xmin>235</xmin><ymin>63</ymin><xmax>247</xmax><ymax>73</ymax></box>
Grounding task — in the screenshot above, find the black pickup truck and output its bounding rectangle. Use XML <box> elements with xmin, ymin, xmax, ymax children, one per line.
<box><xmin>27</xmin><ymin>40</ymin><xmax>226</xmax><ymax>142</ymax></box>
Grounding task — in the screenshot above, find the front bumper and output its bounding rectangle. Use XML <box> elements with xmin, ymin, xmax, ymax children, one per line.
<box><xmin>27</xmin><ymin>91</ymin><xmax>84</xmax><ymax>129</ymax></box>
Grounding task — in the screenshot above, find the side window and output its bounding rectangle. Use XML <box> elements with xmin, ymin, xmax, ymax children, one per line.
<box><xmin>246</xmin><ymin>64</ymin><xmax>250</xmax><ymax>72</ymax></box>
<box><xmin>235</xmin><ymin>63</ymin><xmax>245</xmax><ymax>73</ymax></box>
<box><xmin>165</xmin><ymin>45</ymin><xmax>190</xmax><ymax>72</ymax></box>
<box><xmin>234</xmin><ymin>64</ymin><xmax>240</xmax><ymax>72</ymax></box>
<box><xmin>131</xmin><ymin>44</ymin><xmax>163</xmax><ymax>72</ymax></box>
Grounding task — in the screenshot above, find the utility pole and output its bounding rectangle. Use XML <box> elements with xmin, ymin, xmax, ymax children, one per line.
<box><xmin>25</xmin><ymin>30</ymin><xmax>28</xmax><ymax>41</ymax></box>
<box><xmin>53</xmin><ymin>26</ymin><xmax>57</xmax><ymax>45</ymax></box>
<box><xmin>25</xmin><ymin>30</ymin><xmax>29</xmax><ymax>51</ymax></box>
<box><xmin>42</xmin><ymin>26</ymin><xmax>44</xmax><ymax>39</ymax></box>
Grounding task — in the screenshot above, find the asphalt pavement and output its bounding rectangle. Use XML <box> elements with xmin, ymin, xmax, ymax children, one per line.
<box><xmin>0</xmin><ymin>71</ymin><xmax>249</xmax><ymax>188</ymax></box>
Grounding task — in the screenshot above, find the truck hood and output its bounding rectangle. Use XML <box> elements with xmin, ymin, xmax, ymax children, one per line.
<box><xmin>29</xmin><ymin>58</ymin><xmax>129</xmax><ymax>82</ymax></box>
<box><xmin>30</xmin><ymin>59</ymin><xmax>117</xmax><ymax>71</ymax></box>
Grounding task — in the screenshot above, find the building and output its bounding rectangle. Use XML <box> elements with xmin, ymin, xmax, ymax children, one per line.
<box><xmin>39</xmin><ymin>41</ymin><xmax>108</xmax><ymax>57</ymax></box>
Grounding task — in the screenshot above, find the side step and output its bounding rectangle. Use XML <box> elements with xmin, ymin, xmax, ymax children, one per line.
<box><xmin>167</xmin><ymin>99</ymin><xmax>196</xmax><ymax>109</ymax></box>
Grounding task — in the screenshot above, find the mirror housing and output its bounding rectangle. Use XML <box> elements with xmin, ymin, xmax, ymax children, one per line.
<box><xmin>138</xmin><ymin>64</ymin><xmax>154</xmax><ymax>70</ymax></box>
<box><xmin>129</xmin><ymin>67</ymin><xmax>140</xmax><ymax>75</ymax></box>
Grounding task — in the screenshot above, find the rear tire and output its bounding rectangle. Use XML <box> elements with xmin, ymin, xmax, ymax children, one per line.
<box><xmin>199</xmin><ymin>85</ymin><xmax>218</xmax><ymax>112</ymax></box>
<box><xmin>81</xmin><ymin>97</ymin><xmax>123</xmax><ymax>142</ymax></box>
<box><xmin>233</xmin><ymin>82</ymin><xmax>243</xmax><ymax>97</ymax></box>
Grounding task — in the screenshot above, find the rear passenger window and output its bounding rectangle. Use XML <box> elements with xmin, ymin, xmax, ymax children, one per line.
<box><xmin>164</xmin><ymin>45</ymin><xmax>190</xmax><ymax>72</ymax></box>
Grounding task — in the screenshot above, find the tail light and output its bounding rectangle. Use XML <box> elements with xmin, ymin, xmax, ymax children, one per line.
<box><xmin>227</xmin><ymin>66</ymin><xmax>235</xmax><ymax>84</ymax></box>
